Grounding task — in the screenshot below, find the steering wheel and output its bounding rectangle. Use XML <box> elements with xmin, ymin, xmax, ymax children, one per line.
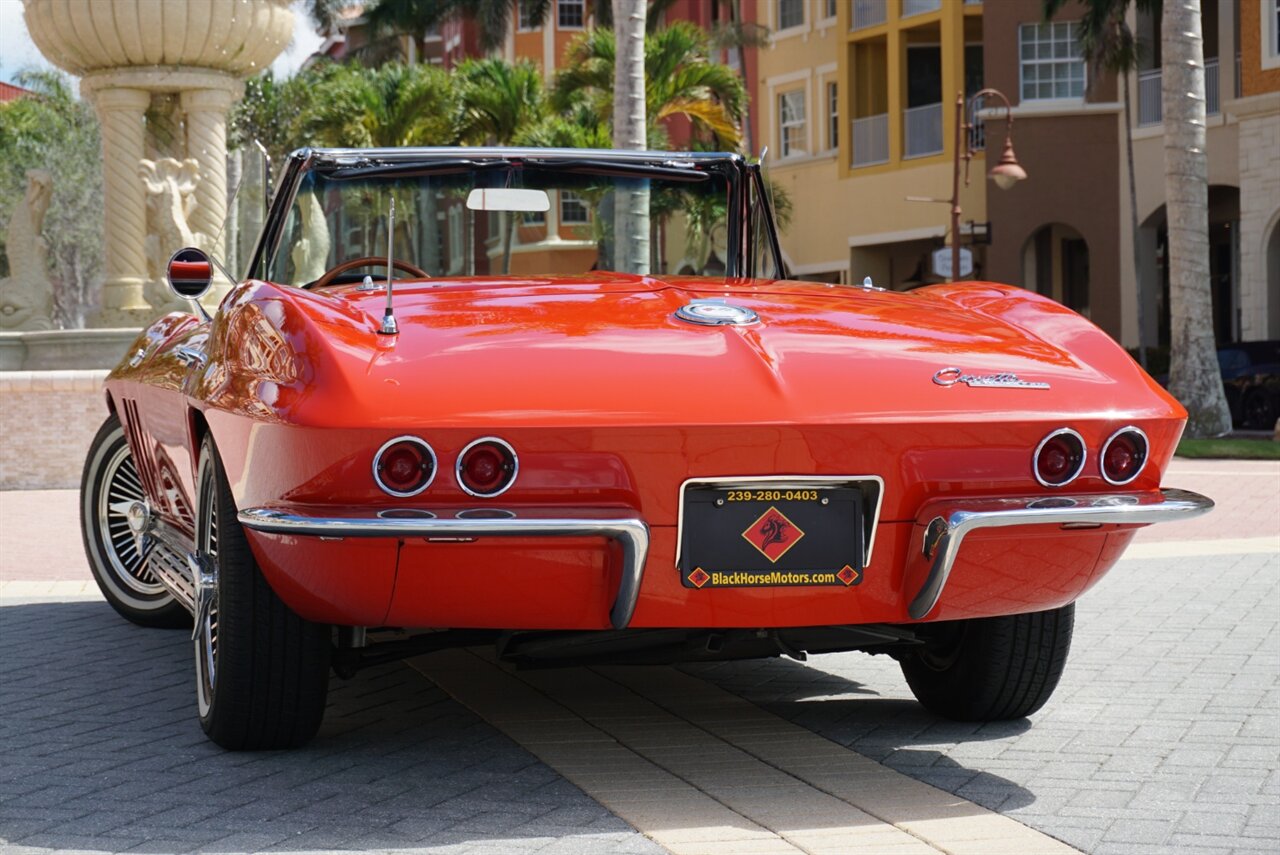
<box><xmin>309</xmin><ymin>256</ymin><xmax>430</xmax><ymax>289</ymax></box>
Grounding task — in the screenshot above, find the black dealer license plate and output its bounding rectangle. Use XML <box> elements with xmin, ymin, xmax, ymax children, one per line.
<box><xmin>679</xmin><ymin>485</ymin><xmax>865</xmax><ymax>589</ymax></box>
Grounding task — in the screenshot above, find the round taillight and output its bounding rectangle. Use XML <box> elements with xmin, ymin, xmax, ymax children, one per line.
<box><xmin>1033</xmin><ymin>428</ymin><xmax>1086</xmax><ymax>488</ymax></box>
<box><xmin>373</xmin><ymin>436</ymin><xmax>436</xmax><ymax>497</ymax></box>
<box><xmin>456</xmin><ymin>437</ymin><xmax>518</xmax><ymax>498</ymax></box>
<box><xmin>1101</xmin><ymin>427</ymin><xmax>1149</xmax><ymax>486</ymax></box>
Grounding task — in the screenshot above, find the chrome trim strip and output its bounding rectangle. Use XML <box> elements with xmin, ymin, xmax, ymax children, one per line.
<box><xmin>1032</xmin><ymin>427</ymin><xmax>1087</xmax><ymax>488</ymax></box>
<box><xmin>238</xmin><ymin>507</ymin><xmax>649</xmax><ymax>629</ymax></box>
<box><xmin>455</xmin><ymin>436</ymin><xmax>519</xmax><ymax>498</ymax></box>
<box><xmin>147</xmin><ymin>519</ymin><xmax>197</xmax><ymax>612</ymax></box>
<box><xmin>1100</xmin><ymin>425</ymin><xmax>1149</xmax><ymax>486</ymax></box>
<box><xmin>373</xmin><ymin>435</ymin><xmax>438</xmax><ymax>498</ymax></box>
<box><xmin>675</xmin><ymin>476</ymin><xmax>886</xmax><ymax>570</ymax></box>
<box><xmin>906</xmin><ymin>488</ymin><xmax>1214</xmax><ymax>620</ymax></box>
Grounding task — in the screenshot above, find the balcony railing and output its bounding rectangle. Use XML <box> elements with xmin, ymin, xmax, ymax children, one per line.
<box><xmin>852</xmin><ymin>113</ymin><xmax>889</xmax><ymax>167</ymax></box>
<box><xmin>903</xmin><ymin>0</ymin><xmax>941</xmax><ymax>17</ymax></box>
<box><xmin>851</xmin><ymin>0</ymin><xmax>886</xmax><ymax>30</ymax></box>
<box><xmin>904</xmin><ymin>102</ymin><xmax>943</xmax><ymax>158</ymax></box>
<box><xmin>1137</xmin><ymin>58</ymin><xmax>1220</xmax><ymax>126</ymax></box>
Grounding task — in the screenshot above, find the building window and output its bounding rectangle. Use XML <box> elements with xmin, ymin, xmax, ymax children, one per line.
<box><xmin>827</xmin><ymin>82</ymin><xmax>839</xmax><ymax>150</ymax></box>
<box><xmin>560</xmin><ymin>191</ymin><xmax>589</xmax><ymax>224</ymax></box>
<box><xmin>518</xmin><ymin>1</ymin><xmax>539</xmax><ymax>30</ymax></box>
<box><xmin>1019</xmin><ymin>22</ymin><xmax>1086</xmax><ymax>100</ymax></box>
<box><xmin>822</xmin><ymin>0</ymin><xmax>837</xmax><ymax>21</ymax></box>
<box><xmin>778</xmin><ymin>0</ymin><xmax>804</xmax><ymax>30</ymax></box>
<box><xmin>1265</xmin><ymin>0</ymin><xmax>1280</xmax><ymax>68</ymax></box>
<box><xmin>522</xmin><ymin>209</ymin><xmax>545</xmax><ymax>225</ymax></box>
<box><xmin>558</xmin><ymin>0</ymin><xmax>585</xmax><ymax>29</ymax></box>
<box><xmin>779</xmin><ymin>89</ymin><xmax>807</xmax><ymax>157</ymax></box>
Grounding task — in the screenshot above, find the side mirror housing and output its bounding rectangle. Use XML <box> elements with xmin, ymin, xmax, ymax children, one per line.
<box><xmin>167</xmin><ymin>247</ymin><xmax>213</xmax><ymax>301</ymax></box>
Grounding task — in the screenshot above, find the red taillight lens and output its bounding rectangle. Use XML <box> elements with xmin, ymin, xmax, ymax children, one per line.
<box><xmin>374</xmin><ymin>437</ymin><xmax>436</xmax><ymax>497</ymax></box>
<box><xmin>457</xmin><ymin>438</ymin><xmax>517</xmax><ymax>497</ymax></box>
<box><xmin>1034</xmin><ymin>429</ymin><xmax>1085</xmax><ymax>487</ymax></box>
<box><xmin>1101</xmin><ymin>428</ymin><xmax>1148</xmax><ymax>485</ymax></box>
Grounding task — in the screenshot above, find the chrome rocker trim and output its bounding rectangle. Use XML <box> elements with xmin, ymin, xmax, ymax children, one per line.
<box><xmin>906</xmin><ymin>488</ymin><xmax>1214</xmax><ymax>621</ymax></box>
<box><xmin>238</xmin><ymin>507</ymin><xmax>650</xmax><ymax>630</ymax></box>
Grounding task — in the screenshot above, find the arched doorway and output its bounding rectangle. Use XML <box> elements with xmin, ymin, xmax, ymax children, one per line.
<box><xmin>1021</xmin><ymin>224</ymin><xmax>1090</xmax><ymax>316</ymax></box>
<box><xmin>1139</xmin><ymin>185</ymin><xmax>1240</xmax><ymax>347</ymax></box>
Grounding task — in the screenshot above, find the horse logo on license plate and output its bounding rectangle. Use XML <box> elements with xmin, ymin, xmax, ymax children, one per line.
<box><xmin>742</xmin><ymin>506</ymin><xmax>804</xmax><ymax>563</ymax></box>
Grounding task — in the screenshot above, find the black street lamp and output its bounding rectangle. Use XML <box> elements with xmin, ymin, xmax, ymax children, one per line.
<box><xmin>949</xmin><ymin>88</ymin><xmax>1026</xmax><ymax>281</ymax></box>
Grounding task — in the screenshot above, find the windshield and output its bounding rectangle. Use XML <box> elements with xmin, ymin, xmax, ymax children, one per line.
<box><xmin>265</xmin><ymin>161</ymin><xmax>736</xmax><ymax>285</ymax></box>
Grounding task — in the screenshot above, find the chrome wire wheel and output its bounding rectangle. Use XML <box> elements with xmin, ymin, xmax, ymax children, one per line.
<box><xmin>81</xmin><ymin>414</ymin><xmax>185</xmax><ymax>627</ymax></box>
<box><xmin>96</xmin><ymin>444</ymin><xmax>163</xmax><ymax>596</ymax></box>
<box><xmin>194</xmin><ymin>457</ymin><xmax>220</xmax><ymax>717</ymax></box>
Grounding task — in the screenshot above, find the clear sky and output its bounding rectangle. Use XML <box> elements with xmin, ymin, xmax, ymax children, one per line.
<box><xmin>0</xmin><ymin>0</ymin><xmax>325</xmax><ymax>89</ymax></box>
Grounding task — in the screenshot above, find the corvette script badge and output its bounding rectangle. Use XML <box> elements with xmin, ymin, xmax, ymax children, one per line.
<box><xmin>932</xmin><ymin>367</ymin><xmax>1050</xmax><ymax>390</ymax></box>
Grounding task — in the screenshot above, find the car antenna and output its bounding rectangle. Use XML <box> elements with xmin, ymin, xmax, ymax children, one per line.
<box><xmin>378</xmin><ymin>196</ymin><xmax>398</xmax><ymax>336</ymax></box>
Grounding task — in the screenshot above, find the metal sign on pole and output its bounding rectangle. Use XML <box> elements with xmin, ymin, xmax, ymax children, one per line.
<box><xmin>933</xmin><ymin>247</ymin><xmax>973</xmax><ymax>279</ymax></box>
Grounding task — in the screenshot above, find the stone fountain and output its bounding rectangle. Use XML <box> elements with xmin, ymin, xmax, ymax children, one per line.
<box><xmin>18</xmin><ymin>0</ymin><xmax>293</xmax><ymax>333</ymax></box>
<box><xmin>1</xmin><ymin>0</ymin><xmax>294</xmax><ymax>488</ymax></box>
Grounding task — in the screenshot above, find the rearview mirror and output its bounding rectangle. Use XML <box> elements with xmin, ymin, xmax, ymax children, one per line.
<box><xmin>466</xmin><ymin>188</ymin><xmax>551</xmax><ymax>212</ymax></box>
<box><xmin>167</xmin><ymin>247</ymin><xmax>213</xmax><ymax>300</ymax></box>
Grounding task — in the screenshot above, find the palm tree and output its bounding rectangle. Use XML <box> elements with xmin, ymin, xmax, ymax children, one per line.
<box><xmin>1042</xmin><ymin>0</ymin><xmax>1228</xmax><ymax>435</ymax></box>
<box><xmin>455</xmin><ymin>57</ymin><xmax>546</xmax><ymax>272</ymax></box>
<box><xmin>552</xmin><ymin>21</ymin><xmax>747</xmax><ymax>151</ymax></box>
<box><xmin>299</xmin><ymin>62</ymin><xmax>459</xmax><ymax>147</ymax></box>
<box><xmin>1161</xmin><ymin>0</ymin><xmax>1230</xmax><ymax>436</ymax></box>
<box><xmin>613</xmin><ymin>0</ymin><xmax>649</xmax><ymax>274</ymax></box>
<box><xmin>1043</xmin><ymin>0</ymin><xmax>1151</xmax><ymax>368</ymax></box>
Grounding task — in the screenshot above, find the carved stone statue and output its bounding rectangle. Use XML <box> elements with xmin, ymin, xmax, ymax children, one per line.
<box><xmin>140</xmin><ymin>157</ymin><xmax>204</xmax><ymax>312</ymax></box>
<box><xmin>0</xmin><ymin>169</ymin><xmax>56</xmax><ymax>330</ymax></box>
<box><xmin>290</xmin><ymin>191</ymin><xmax>332</xmax><ymax>285</ymax></box>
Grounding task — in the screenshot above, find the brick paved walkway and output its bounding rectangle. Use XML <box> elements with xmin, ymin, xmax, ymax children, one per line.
<box><xmin>0</xmin><ymin>596</ymin><xmax>661</xmax><ymax>855</ymax></box>
<box><xmin>1</xmin><ymin>457</ymin><xmax>1277</xmax><ymax>854</ymax></box>
<box><xmin>686</xmin><ymin>547</ymin><xmax>1280</xmax><ymax>855</ymax></box>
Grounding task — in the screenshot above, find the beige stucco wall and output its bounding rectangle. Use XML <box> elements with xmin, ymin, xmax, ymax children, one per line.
<box><xmin>0</xmin><ymin>371</ymin><xmax>109</xmax><ymax>490</ymax></box>
<box><xmin>1233</xmin><ymin>93</ymin><xmax>1280</xmax><ymax>339</ymax></box>
<box><xmin>755</xmin><ymin>0</ymin><xmax>987</xmax><ymax>286</ymax></box>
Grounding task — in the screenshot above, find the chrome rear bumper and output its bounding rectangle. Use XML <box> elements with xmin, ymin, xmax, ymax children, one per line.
<box><xmin>238</xmin><ymin>506</ymin><xmax>649</xmax><ymax>629</ymax></box>
<box><xmin>905</xmin><ymin>488</ymin><xmax>1214</xmax><ymax>620</ymax></box>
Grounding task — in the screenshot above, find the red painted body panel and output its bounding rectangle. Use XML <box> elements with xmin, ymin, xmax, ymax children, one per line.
<box><xmin>104</xmin><ymin>272</ymin><xmax>1187</xmax><ymax>631</ymax></box>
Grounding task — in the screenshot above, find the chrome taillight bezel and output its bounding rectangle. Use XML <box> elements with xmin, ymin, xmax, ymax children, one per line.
<box><xmin>1100</xmin><ymin>426</ymin><xmax>1149</xmax><ymax>486</ymax></box>
<box><xmin>1033</xmin><ymin>427</ymin><xmax>1087</xmax><ymax>488</ymax></box>
<box><xmin>455</xmin><ymin>436</ymin><xmax>519</xmax><ymax>498</ymax></box>
<box><xmin>373</xmin><ymin>435</ymin><xmax>437</xmax><ymax>498</ymax></box>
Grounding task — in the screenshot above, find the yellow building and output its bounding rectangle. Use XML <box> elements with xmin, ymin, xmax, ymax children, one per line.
<box><xmin>756</xmin><ymin>0</ymin><xmax>987</xmax><ymax>288</ymax></box>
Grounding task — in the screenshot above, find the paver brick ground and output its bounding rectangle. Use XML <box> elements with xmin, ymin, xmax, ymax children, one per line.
<box><xmin>685</xmin><ymin>549</ymin><xmax>1280</xmax><ymax>855</ymax></box>
<box><xmin>2</xmin><ymin>458</ymin><xmax>1277</xmax><ymax>853</ymax></box>
<box><xmin>0</xmin><ymin>596</ymin><xmax>662</xmax><ymax>855</ymax></box>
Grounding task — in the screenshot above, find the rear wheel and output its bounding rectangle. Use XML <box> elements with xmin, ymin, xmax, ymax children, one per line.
<box><xmin>900</xmin><ymin>604</ymin><xmax>1074</xmax><ymax>721</ymax></box>
<box><xmin>80</xmin><ymin>414</ymin><xmax>188</xmax><ymax>628</ymax></box>
<box><xmin>195</xmin><ymin>434</ymin><xmax>331</xmax><ymax>750</ymax></box>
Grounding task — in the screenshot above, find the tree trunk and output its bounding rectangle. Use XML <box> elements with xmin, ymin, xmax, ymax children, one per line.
<box><xmin>612</xmin><ymin>0</ymin><xmax>649</xmax><ymax>275</ymax></box>
<box><xmin>1122</xmin><ymin>72</ymin><xmax>1145</xmax><ymax>369</ymax></box>
<box><xmin>1161</xmin><ymin>0</ymin><xmax>1231</xmax><ymax>437</ymax></box>
<box><xmin>502</xmin><ymin>211</ymin><xmax>516</xmax><ymax>274</ymax></box>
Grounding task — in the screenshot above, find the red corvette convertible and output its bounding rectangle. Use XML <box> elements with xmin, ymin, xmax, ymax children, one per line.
<box><xmin>81</xmin><ymin>148</ymin><xmax>1211</xmax><ymax>750</ymax></box>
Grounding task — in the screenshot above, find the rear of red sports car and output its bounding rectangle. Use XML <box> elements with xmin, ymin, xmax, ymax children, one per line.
<box><xmin>83</xmin><ymin>148</ymin><xmax>1211</xmax><ymax>750</ymax></box>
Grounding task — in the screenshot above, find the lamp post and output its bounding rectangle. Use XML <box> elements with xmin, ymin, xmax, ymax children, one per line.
<box><xmin>949</xmin><ymin>88</ymin><xmax>1026</xmax><ymax>281</ymax></box>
